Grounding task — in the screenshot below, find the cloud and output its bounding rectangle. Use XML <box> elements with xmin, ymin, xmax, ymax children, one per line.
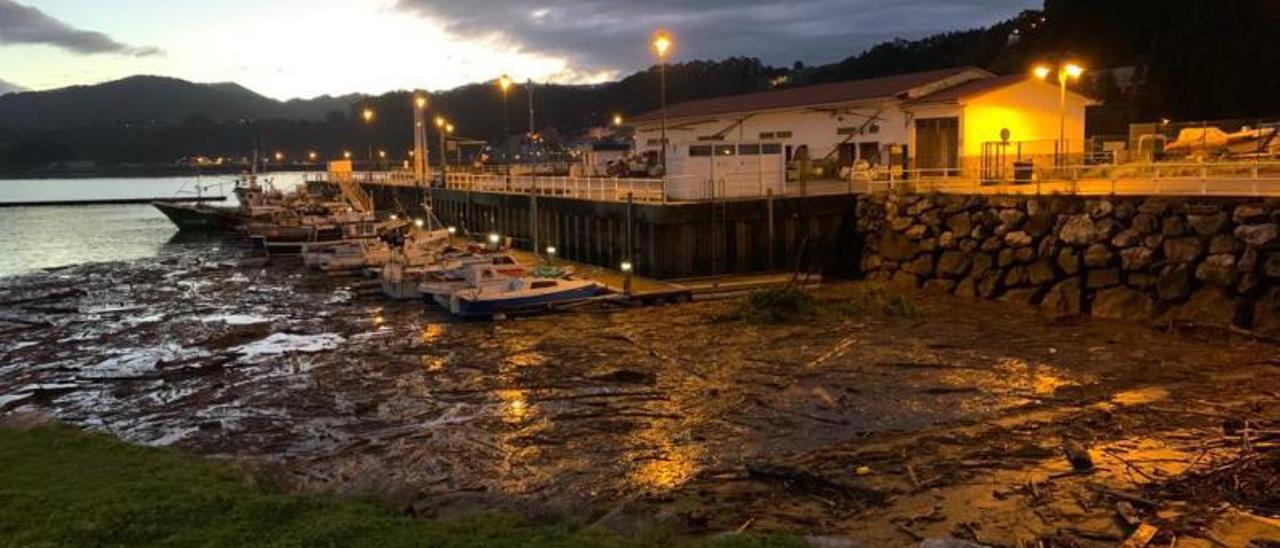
<box><xmin>0</xmin><ymin>0</ymin><xmax>162</xmax><ymax>56</ymax></box>
<box><xmin>0</xmin><ymin>78</ymin><xmax>25</xmax><ymax>95</ymax></box>
<box><xmin>394</xmin><ymin>0</ymin><xmax>1038</xmax><ymax>74</ymax></box>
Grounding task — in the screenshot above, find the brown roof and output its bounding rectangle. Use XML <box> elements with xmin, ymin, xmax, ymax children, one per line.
<box><xmin>630</xmin><ymin>67</ymin><xmax>981</xmax><ymax>124</ymax></box>
<box><xmin>906</xmin><ymin>74</ymin><xmax>1025</xmax><ymax>104</ymax></box>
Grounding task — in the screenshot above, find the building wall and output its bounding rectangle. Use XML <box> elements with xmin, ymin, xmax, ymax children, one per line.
<box><xmin>958</xmin><ymin>79</ymin><xmax>1088</xmax><ymax>160</ymax></box>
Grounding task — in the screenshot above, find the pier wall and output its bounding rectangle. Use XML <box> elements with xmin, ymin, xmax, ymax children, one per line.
<box><xmin>856</xmin><ymin>193</ymin><xmax>1280</xmax><ymax>335</ymax></box>
<box><xmin>352</xmin><ymin>182</ymin><xmax>860</xmax><ymax>279</ymax></box>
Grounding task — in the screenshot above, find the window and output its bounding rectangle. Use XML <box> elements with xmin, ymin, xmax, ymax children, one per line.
<box><xmin>738</xmin><ymin>144</ymin><xmax>761</xmax><ymax>155</ymax></box>
<box><xmin>531</xmin><ymin>280</ymin><xmax>558</xmax><ymax>289</ymax></box>
<box><xmin>714</xmin><ymin>145</ymin><xmax>736</xmax><ymax>156</ymax></box>
<box><xmin>689</xmin><ymin>145</ymin><xmax>712</xmax><ymax>157</ymax></box>
<box><xmin>868</xmin><ymin>124</ymin><xmax>880</xmax><ymax>134</ymax></box>
<box><xmin>758</xmin><ymin>131</ymin><xmax>775</xmax><ymax>139</ymax></box>
<box><xmin>837</xmin><ymin>126</ymin><xmax>860</xmax><ymax>136</ymax></box>
<box><xmin>696</xmin><ymin>135</ymin><xmax>725</xmax><ymax>141</ymax></box>
<box><xmin>761</xmin><ymin>144</ymin><xmax>782</xmax><ymax>155</ymax></box>
<box><xmin>775</xmin><ymin>131</ymin><xmax>793</xmax><ymax>139</ymax></box>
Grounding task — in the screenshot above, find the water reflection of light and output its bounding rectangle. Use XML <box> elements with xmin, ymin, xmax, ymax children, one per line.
<box><xmin>370</xmin><ymin>307</ymin><xmax>385</xmax><ymax>327</ymax></box>
<box><xmin>634</xmin><ymin>441</ymin><xmax>700</xmax><ymax>489</ymax></box>
<box><xmin>497</xmin><ymin>389</ymin><xmax>529</xmax><ymax>424</ymax></box>
<box><xmin>421</xmin><ymin>355</ymin><xmax>446</xmax><ymax>372</ymax></box>
<box><xmin>995</xmin><ymin>357</ymin><xmax>1074</xmax><ymax>395</ymax></box>
<box><xmin>420</xmin><ymin>323</ymin><xmax>446</xmax><ymax>343</ymax></box>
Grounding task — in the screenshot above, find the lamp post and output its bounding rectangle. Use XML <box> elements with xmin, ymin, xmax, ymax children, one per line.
<box><xmin>651</xmin><ymin>31</ymin><xmax>673</xmax><ymax>179</ymax></box>
<box><xmin>413</xmin><ymin>95</ymin><xmax>429</xmax><ymax>185</ymax></box>
<box><xmin>1033</xmin><ymin>62</ymin><xmax>1083</xmax><ymax>168</ymax></box>
<box><xmin>361</xmin><ymin>107</ymin><xmax>375</xmax><ymax>172</ymax></box>
<box><xmin>435</xmin><ymin>116</ymin><xmax>448</xmax><ymax>180</ymax></box>
<box><xmin>498</xmin><ymin>74</ymin><xmax>512</xmax><ymax>161</ymax></box>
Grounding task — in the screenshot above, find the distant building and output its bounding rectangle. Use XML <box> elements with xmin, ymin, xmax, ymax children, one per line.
<box><xmin>630</xmin><ymin>67</ymin><xmax>1091</xmax><ymax>197</ymax></box>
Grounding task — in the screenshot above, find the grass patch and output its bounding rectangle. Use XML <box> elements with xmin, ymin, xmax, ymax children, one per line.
<box><xmin>0</xmin><ymin>424</ymin><xmax>800</xmax><ymax>548</ymax></box>
<box><xmin>737</xmin><ymin>285</ymin><xmax>818</xmax><ymax>324</ymax></box>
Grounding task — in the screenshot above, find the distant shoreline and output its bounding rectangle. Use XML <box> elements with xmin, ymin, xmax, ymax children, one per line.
<box><xmin>0</xmin><ymin>166</ymin><xmax>322</xmax><ymax>180</ymax></box>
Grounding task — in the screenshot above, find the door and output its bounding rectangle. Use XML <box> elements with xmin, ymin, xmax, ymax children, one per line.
<box><xmin>858</xmin><ymin>141</ymin><xmax>881</xmax><ymax>165</ymax></box>
<box><xmin>915</xmin><ymin>117</ymin><xmax>959</xmax><ymax>176</ymax></box>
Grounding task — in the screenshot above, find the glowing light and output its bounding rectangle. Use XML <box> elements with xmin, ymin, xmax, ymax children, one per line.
<box><xmin>447</xmin><ymin>226</ymin><xmax>457</xmax><ymax>235</ymax></box>
<box><xmin>652</xmin><ymin>30</ymin><xmax>673</xmax><ymax>59</ymax></box>
<box><xmin>620</xmin><ymin>261</ymin><xmax>633</xmax><ymax>273</ymax></box>
<box><xmin>378</xmin><ymin>150</ymin><xmax>387</xmax><ymax>159</ymax></box>
<box><xmin>435</xmin><ymin>115</ymin><xmax>445</xmax><ymax>128</ymax></box>
<box><xmin>1033</xmin><ymin>66</ymin><xmax>1052</xmax><ymax>80</ymax></box>
<box><xmin>389</xmin><ymin>214</ymin><xmax>399</xmax><ymax>221</ymax></box>
<box><xmin>545</xmin><ymin>245</ymin><xmax>557</xmax><ymax>255</ymax></box>
<box><xmin>445</xmin><ymin>123</ymin><xmax>454</xmax><ymax>133</ymax></box>
<box><xmin>1064</xmin><ymin>63</ymin><xmax>1084</xmax><ymax>79</ymax></box>
<box><xmin>415</xmin><ymin>95</ymin><xmax>428</xmax><ymax>109</ymax></box>
<box><xmin>274</xmin><ymin>151</ymin><xmax>284</xmax><ymax>161</ymax></box>
<box><xmin>362</xmin><ymin>107</ymin><xmax>375</xmax><ymax>124</ymax></box>
<box><xmin>488</xmin><ymin>233</ymin><xmax>501</xmax><ymax>245</ymax></box>
<box><xmin>308</xmin><ymin>151</ymin><xmax>317</xmax><ymax>161</ymax></box>
<box><xmin>612</xmin><ymin>114</ymin><xmax>623</xmax><ymax>127</ymax></box>
<box><xmin>414</xmin><ymin>218</ymin><xmax>425</xmax><ymax>228</ymax></box>
<box><xmin>342</xmin><ymin>150</ymin><xmax>352</xmax><ymax>159</ymax></box>
<box><xmin>498</xmin><ymin>74</ymin><xmax>512</xmax><ymax>93</ymax></box>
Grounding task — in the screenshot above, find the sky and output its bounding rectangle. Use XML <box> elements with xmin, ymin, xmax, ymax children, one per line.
<box><xmin>0</xmin><ymin>0</ymin><xmax>1041</xmax><ymax>100</ymax></box>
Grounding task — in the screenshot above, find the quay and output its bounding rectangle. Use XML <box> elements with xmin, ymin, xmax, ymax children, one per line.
<box><xmin>0</xmin><ymin>196</ymin><xmax>228</xmax><ymax>208</ymax></box>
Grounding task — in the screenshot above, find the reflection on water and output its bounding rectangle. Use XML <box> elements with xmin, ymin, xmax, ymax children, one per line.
<box><xmin>0</xmin><ymin>174</ymin><xmax>308</xmax><ymax>278</ymax></box>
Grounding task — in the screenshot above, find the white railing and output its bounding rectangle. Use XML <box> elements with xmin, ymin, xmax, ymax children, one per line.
<box><xmin>443</xmin><ymin>173</ymin><xmax>670</xmax><ymax>203</ymax></box>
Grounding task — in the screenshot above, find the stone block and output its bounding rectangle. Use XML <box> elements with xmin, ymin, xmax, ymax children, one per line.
<box><xmin>1234</xmin><ymin>223</ymin><xmax>1278</xmax><ymax>249</ymax></box>
<box><xmin>903</xmin><ymin>254</ymin><xmax>935</xmax><ymax>276</ymax></box>
<box><xmin>971</xmin><ymin>253</ymin><xmax>994</xmax><ymax>278</ymax></box>
<box><xmin>1161</xmin><ymin>216</ymin><xmax>1187</xmax><ymax>237</ymax></box>
<box><xmin>890</xmin><ymin>271</ymin><xmax>919</xmax><ymax>288</ymax></box>
<box><xmin>1163</xmin><ymin>237</ymin><xmax>1204</xmax><ymax>263</ymax></box>
<box><xmin>1087</xmin><ymin>199</ymin><xmax>1114</xmax><ymax>219</ymax></box>
<box><xmin>1132</xmin><ymin>213</ymin><xmax>1158</xmax><ymax>235</ymax></box>
<box><xmin>1157</xmin><ymin>264</ymin><xmax>1194</xmax><ymax>302</ymax></box>
<box><xmin>1120</xmin><ymin>247</ymin><xmax>1156</xmax><ymax>271</ymax></box>
<box><xmin>1208</xmin><ymin>234</ymin><xmax>1241</xmax><ymax>255</ymax></box>
<box><xmin>1057</xmin><ymin>247</ymin><xmax>1080</xmax><ymax>275</ymax></box>
<box><xmin>1195</xmin><ymin>254</ymin><xmax>1238</xmax><ymax>286</ymax></box>
<box><xmin>1040</xmin><ymin>278</ymin><xmax>1083</xmax><ymax>320</ymax></box>
<box><xmin>1027</xmin><ymin>260</ymin><xmax>1057</xmax><ymax>285</ymax></box>
<box><xmin>945</xmin><ymin>212</ymin><xmax>972</xmax><ymax>235</ymax></box>
<box><xmin>1161</xmin><ymin>286</ymin><xmax>1238</xmax><ymax>328</ymax></box>
<box><xmin>1187</xmin><ymin>212</ymin><xmax>1229</xmax><ymax>236</ymax></box>
<box><xmin>1092</xmin><ymin>287</ymin><xmax>1155</xmax><ymax>321</ymax></box>
<box><xmin>1084</xmin><ymin>244</ymin><xmax>1113</xmax><ymax>268</ymax></box>
<box><xmin>1233</xmin><ymin>203</ymin><xmax>1271</xmax><ymax>224</ymax></box>
<box><xmin>1059</xmin><ymin>214</ymin><xmax>1101</xmax><ymax>245</ymax></box>
<box><xmin>937</xmin><ymin>251</ymin><xmax>972</xmax><ymax>279</ymax></box>
<box><xmin>1087</xmin><ymin>268</ymin><xmax>1122</xmax><ymax>289</ymax></box>
<box><xmin>1004</xmin><ymin>231</ymin><xmax>1033</xmax><ymax>248</ymax></box>
<box><xmin>1111</xmin><ymin>229</ymin><xmax>1141</xmax><ymax>248</ymax></box>
<box><xmin>922</xmin><ymin>279</ymin><xmax>957</xmax><ymax>295</ymax></box>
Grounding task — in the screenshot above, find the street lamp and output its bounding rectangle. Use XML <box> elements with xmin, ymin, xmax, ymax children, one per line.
<box><xmin>413</xmin><ymin>95</ymin><xmax>429</xmax><ymax>183</ymax></box>
<box><xmin>1033</xmin><ymin>62</ymin><xmax>1084</xmax><ymax>167</ymax></box>
<box><xmin>620</xmin><ymin>260</ymin><xmax>634</xmax><ymax>297</ymax></box>
<box><xmin>651</xmin><ymin>30</ymin><xmax>673</xmax><ymax>178</ymax></box>
<box><xmin>498</xmin><ymin>74</ymin><xmax>512</xmax><ymax>160</ymax></box>
<box><xmin>361</xmin><ymin>106</ymin><xmax>376</xmax><ymax>170</ymax></box>
<box><xmin>613</xmin><ymin>113</ymin><xmax>624</xmax><ymax>127</ymax></box>
<box><xmin>435</xmin><ymin>116</ymin><xmax>448</xmax><ymax>178</ymax></box>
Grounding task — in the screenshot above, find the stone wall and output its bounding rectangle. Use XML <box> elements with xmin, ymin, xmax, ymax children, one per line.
<box><xmin>855</xmin><ymin>193</ymin><xmax>1280</xmax><ymax>335</ymax></box>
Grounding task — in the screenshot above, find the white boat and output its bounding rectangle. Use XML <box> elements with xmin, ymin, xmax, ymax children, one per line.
<box><xmin>407</xmin><ymin>254</ymin><xmax>525</xmax><ymax>303</ymax></box>
<box><xmin>439</xmin><ymin>266</ymin><xmax>603</xmax><ymax>318</ymax></box>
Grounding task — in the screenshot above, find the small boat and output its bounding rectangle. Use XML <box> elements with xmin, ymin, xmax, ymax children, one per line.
<box><xmin>415</xmin><ymin>256</ymin><xmax>525</xmax><ymax>304</ymax></box>
<box><xmin>152</xmin><ymin>201</ymin><xmax>243</xmax><ymax>231</ymax></box>
<box><xmin>443</xmin><ymin>270</ymin><xmax>603</xmax><ymax>318</ymax></box>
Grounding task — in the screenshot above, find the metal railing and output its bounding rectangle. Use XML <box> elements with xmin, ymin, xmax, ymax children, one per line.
<box><xmin>443</xmin><ymin>173</ymin><xmax>670</xmax><ymax>203</ymax></box>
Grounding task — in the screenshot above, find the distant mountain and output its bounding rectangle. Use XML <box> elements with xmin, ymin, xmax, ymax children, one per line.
<box><xmin>0</xmin><ymin>79</ymin><xmax>25</xmax><ymax>96</ymax></box>
<box><xmin>0</xmin><ymin>76</ymin><xmax>364</xmax><ymax>130</ymax></box>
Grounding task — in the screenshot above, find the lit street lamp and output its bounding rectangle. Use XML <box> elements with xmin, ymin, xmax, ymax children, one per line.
<box><xmin>613</xmin><ymin>113</ymin><xmax>624</xmax><ymax>127</ymax></box>
<box><xmin>651</xmin><ymin>30</ymin><xmax>673</xmax><ymax>179</ymax></box>
<box><xmin>1033</xmin><ymin>62</ymin><xmax>1084</xmax><ymax>167</ymax></box>
<box><xmin>361</xmin><ymin>106</ymin><xmax>376</xmax><ymax>170</ymax></box>
<box><xmin>413</xmin><ymin>94</ymin><xmax>429</xmax><ymax>184</ymax></box>
<box><xmin>498</xmin><ymin>74</ymin><xmax>512</xmax><ymax>160</ymax></box>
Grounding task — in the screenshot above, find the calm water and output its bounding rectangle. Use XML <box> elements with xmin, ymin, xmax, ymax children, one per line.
<box><xmin>0</xmin><ymin>175</ymin><xmax>308</xmax><ymax>278</ymax></box>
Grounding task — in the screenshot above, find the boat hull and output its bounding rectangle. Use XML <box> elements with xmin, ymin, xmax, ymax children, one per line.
<box><xmin>152</xmin><ymin>202</ymin><xmax>243</xmax><ymax>232</ymax></box>
<box><xmin>449</xmin><ymin>284</ymin><xmax>602</xmax><ymax>318</ymax></box>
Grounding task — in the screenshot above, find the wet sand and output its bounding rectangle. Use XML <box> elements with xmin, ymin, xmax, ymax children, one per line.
<box><xmin>2</xmin><ymin>241</ymin><xmax>1278</xmax><ymax>546</ymax></box>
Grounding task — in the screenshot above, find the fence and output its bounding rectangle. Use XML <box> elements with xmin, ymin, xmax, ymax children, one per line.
<box><xmin>443</xmin><ymin>173</ymin><xmax>670</xmax><ymax>203</ymax></box>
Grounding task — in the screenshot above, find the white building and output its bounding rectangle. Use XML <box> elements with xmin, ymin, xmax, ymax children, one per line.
<box><xmin>630</xmin><ymin>67</ymin><xmax>1092</xmax><ymax>198</ymax></box>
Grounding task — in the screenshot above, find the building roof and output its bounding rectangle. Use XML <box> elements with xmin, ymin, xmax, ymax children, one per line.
<box><xmin>629</xmin><ymin>67</ymin><xmax>984</xmax><ymax>124</ymax></box>
<box><xmin>904</xmin><ymin>74</ymin><xmax>1098</xmax><ymax>105</ymax></box>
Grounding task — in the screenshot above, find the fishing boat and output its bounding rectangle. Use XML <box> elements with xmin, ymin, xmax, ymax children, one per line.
<box><xmin>408</xmin><ymin>254</ymin><xmax>524</xmax><ymax>302</ymax></box>
<box><xmin>152</xmin><ymin>201</ymin><xmax>243</xmax><ymax>231</ymax></box>
<box><xmin>445</xmin><ymin>275</ymin><xmax>603</xmax><ymax>318</ymax></box>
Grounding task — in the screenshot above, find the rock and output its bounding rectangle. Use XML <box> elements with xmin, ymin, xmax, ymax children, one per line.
<box><xmin>890</xmin><ymin>271</ymin><xmax>919</xmax><ymax>288</ymax></box>
<box><xmin>1114</xmin><ymin>201</ymin><xmax>1136</xmax><ymax>220</ymax></box>
<box><xmin>1143</xmin><ymin>234</ymin><xmax>1165</xmax><ymax>249</ymax></box>
<box><xmin>1087</xmin><ymin>268</ymin><xmax>1122</xmax><ymax>289</ymax></box>
<box><xmin>953</xmin><ymin>278</ymin><xmax>977</xmax><ymax>299</ymax></box>
<box><xmin>1112</xmin><ymin>229</ymin><xmax>1142</xmax><ymax>248</ymax></box>
<box><xmin>976</xmin><ymin>273</ymin><xmax>1000</xmax><ymax>298</ymax></box>
<box><xmin>958</xmin><ymin>238</ymin><xmax>978</xmax><ymax>253</ymax></box>
<box><xmin>1195</xmin><ymin>254</ymin><xmax>1238</xmax><ymax>286</ymax></box>
<box><xmin>1057</xmin><ymin>248</ymin><xmax>1081</xmax><ymax>275</ymax></box>
<box><xmin>1127</xmin><ymin>272</ymin><xmax>1158</xmax><ymax>288</ymax></box>
<box><xmin>1208</xmin><ymin>234</ymin><xmax>1241</xmax><ymax>255</ymax></box>
<box><xmin>918</xmin><ymin>538</ymin><xmax>992</xmax><ymax>548</ymax></box>
<box><xmin>945</xmin><ymin>213</ymin><xmax>973</xmax><ymax>235</ymax></box>
<box><xmin>904</xmin><ymin>224</ymin><xmax>929</xmax><ymax>241</ymax></box>
<box><xmin>1027</xmin><ymin>260</ymin><xmax>1057</xmax><ymax>285</ymax></box>
<box><xmin>1163</xmin><ymin>237</ymin><xmax>1204</xmax><ymax>263</ymax></box>
<box><xmin>1240</xmin><ymin>246</ymin><xmax>1259</xmax><ymax>273</ymax></box>
<box><xmin>919</xmin><ymin>209</ymin><xmax>942</xmax><ymax>227</ymax></box>
<box><xmin>938</xmin><ymin>231</ymin><xmax>956</xmax><ymax>249</ymax></box>
<box><xmin>1004</xmin><ymin>231</ymin><xmax>1033</xmax><ymax>248</ymax></box>
<box><xmin>1059</xmin><ymin>214</ymin><xmax>1101</xmax><ymax>245</ymax></box>
<box><xmin>970</xmin><ymin>253</ymin><xmax>994</xmax><ymax>278</ymax></box>
<box><xmin>862</xmin><ymin>255</ymin><xmax>885</xmax><ymax>272</ymax></box>
<box><xmin>1265</xmin><ymin>252</ymin><xmax>1280</xmax><ymax>278</ymax></box>
<box><xmin>1000</xmin><ymin>288</ymin><xmax>1040</xmax><ymax>305</ymax></box>
<box><xmin>1253</xmin><ymin>288</ymin><xmax>1280</xmax><ymax>336</ymax></box>
<box><xmin>980</xmin><ymin>236</ymin><xmax>1003</xmax><ymax>252</ymax></box>
<box><xmin>1138</xmin><ymin>200</ymin><xmax>1171</xmax><ymax>216</ymax></box>
<box><xmin>1233</xmin><ymin>203</ymin><xmax>1270</xmax><ymax>224</ymax></box>
<box><xmin>1161</xmin><ymin>216</ymin><xmax>1188</xmax><ymax>237</ymax></box>
<box><xmin>1037</xmin><ymin>234</ymin><xmax>1059</xmax><ymax>259</ymax></box>
<box><xmin>1132</xmin><ymin>213</ymin><xmax>1158</xmax><ymax>235</ymax></box>
<box><xmin>1238</xmin><ymin>273</ymin><xmax>1261</xmax><ymax>296</ymax></box>
<box><xmin>1087</xmin><ymin>199</ymin><xmax>1114</xmax><ymax>219</ymax></box>
<box><xmin>1024</xmin><ymin>212</ymin><xmax>1055</xmax><ymax>237</ymax></box>
<box><xmin>1040</xmin><ymin>278</ymin><xmax>1083</xmax><ymax>320</ymax></box>
<box><xmin>1120</xmin><ymin>247</ymin><xmax>1156</xmax><ymax>271</ymax></box>
<box><xmin>1084</xmin><ymin>244</ymin><xmax>1113</xmax><ymax>268</ymax></box>
<box><xmin>998</xmin><ymin>208</ymin><xmax>1026</xmax><ymax>228</ymax></box>
<box><xmin>918</xmin><ymin>238</ymin><xmax>938</xmax><ymax>253</ymax></box>
<box><xmin>1161</xmin><ymin>286</ymin><xmax>1238</xmax><ymax>328</ymax></box>
<box><xmin>1233</xmin><ymin>223</ymin><xmax>1278</xmax><ymax>249</ymax></box>
<box><xmin>998</xmin><ymin>248</ymin><xmax>1017</xmax><ymax>268</ymax></box>
<box><xmin>1188</xmin><ymin>212</ymin><xmax>1229</xmax><ymax>236</ymax></box>
<box><xmin>1092</xmin><ymin>287</ymin><xmax>1155</xmax><ymax>321</ymax></box>
<box><xmin>903</xmin><ymin>254</ymin><xmax>935</xmax><ymax>276</ymax></box>
<box><xmin>879</xmin><ymin>231</ymin><xmax>917</xmax><ymax>262</ymax></box>
<box><xmin>1095</xmin><ymin>218</ymin><xmax>1119</xmax><ymax>241</ymax></box>
<box><xmin>922</xmin><ymin>279</ymin><xmax>957</xmax><ymax>295</ymax></box>
<box><xmin>1157</xmin><ymin>264</ymin><xmax>1194</xmax><ymax>302</ymax></box>
<box><xmin>1014</xmin><ymin>247</ymin><xmax>1036</xmax><ymax>263</ymax></box>
<box><xmin>937</xmin><ymin>251</ymin><xmax>972</xmax><ymax>278</ymax></box>
<box><xmin>1003</xmin><ymin>265</ymin><xmax>1028</xmax><ymax>287</ymax></box>
<box><xmin>890</xmin><ymin>216</ymin><xmax>913</xmax><ymax>232</ymax></box>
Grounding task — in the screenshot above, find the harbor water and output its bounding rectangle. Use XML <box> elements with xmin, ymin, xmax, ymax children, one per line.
<box><xmin>0</xmin><ymin>174</ymin><xmax>306</xmax><ymax>278</ymax></box>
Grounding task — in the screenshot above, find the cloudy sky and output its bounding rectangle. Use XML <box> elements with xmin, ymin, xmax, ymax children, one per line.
<box><xmin>1</xmin><ymin>0</ymin><xmax>1039</xmax><ymax>99</ymax></box>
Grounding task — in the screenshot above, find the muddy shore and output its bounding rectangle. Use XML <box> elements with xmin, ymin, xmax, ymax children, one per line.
<box><xmin>2</xmin><ymin>241</ymin><xmax>1278</xmax><ymax>547</ymax></box>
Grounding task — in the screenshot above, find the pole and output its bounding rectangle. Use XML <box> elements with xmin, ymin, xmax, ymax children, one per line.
<box><xmin>527</xmin><ymin>79</ymin><xmax>535</xmax><ymax>134</ymax></box>
<box><xmin>438</xmin><ymin>126</ymin><xmax>447</xmax><ymax>181</ymax></box>
<box><xmin>1058</xmin><ymin>71</ymin><xmax>1067</xmax><ymax>170</ymax></box>
<box><xmin>660</xmin><ymin>61</ymin><xmax>668</xmax><ymax>181</ymax></box>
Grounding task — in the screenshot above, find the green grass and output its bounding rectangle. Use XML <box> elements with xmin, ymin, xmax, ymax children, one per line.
<box><xmin>0</xmin><ymin>424</ymin><xmax>800</xmax><ymax>548</ymax></box>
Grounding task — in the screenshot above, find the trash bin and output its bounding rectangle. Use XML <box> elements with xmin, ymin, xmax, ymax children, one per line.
<box><xmin>1013</xmin><ymin>161</ymin><xmax>1034</xmax><ymax>183</ymax></box>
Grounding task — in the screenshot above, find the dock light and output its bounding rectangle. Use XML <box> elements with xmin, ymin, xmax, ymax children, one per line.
<box><xmin>651</xmin><ymin>29</ymin><xmax>674</xmax><ymax>178</ymax></box>
<box><xmin>620</xmin><ymin>261</ymin><xmax>633</xmax><ymax>273</ymax></box>
<box><xmin>613</xmin><ymin>114</ymin><xmax>623</xmax><ymax>127</ymax></box>
<box><xmin>308</xmin><ymin>151</ymin><xmax>317</xmax><ymax>161</ymax></box>
<box><xmin>435</xmin><ymin>115</ymin><xmax>445</xmax><ymax>128</ymax></box>
<box><xmin>390</xmin><ymin>214</ymin><xmax>399</xmax><ymax>221</ymax></box>
<box><xmin>1063</xmin><ymin>63</ymin><xmax>1084</xmax><ymax>79</ymax></box>
<box><xmin>343</xmin><ymin>150</ymin><xmax>352</xmax><ymax>159</ymax></box>
<box><xmin>378</xmin><ymin>150</ymin><xmax>387</xmax><ymax>159</ymax></box>
<box><xmin>274</xmin><ymin>151</ymin><xmax>284</xmax><ymax>161</ymax></box>
<box><xmin>498</xmin><ymin>74</ymin><xmax>513</xmax><ymax>94</ymax></box>
<box><xmin>1033</xmin><ymin>65</ymin><xmax>1052</xmax><ymax>80</ymax></box>
<box><xmin>546</xmin><ymin>246</ymin><xmax>557</xmax><ymax>256</ymax></box>
<box><xmin>414</xmin><ymin>218</ymin><xmax>425</xmax><ymax>228</ymax></box>
<box><xmin>488</xmin><ymin>233</ymin><xmax>501</xmax><ymax>245</ymax></box>
<box><xmin>651</xmin><ymin>31</ymin><xmax>673</xmax><ymax>59</ymax></box>
<box><xmin>362</xmin><ymin>107</ymin><xmax>375</xmax><ymax>124</ymax></box>
<box><xmin>447</xmin><ymin>226</ymin><xmax>457</xmax><ymax>235</ymax></box>
<box><xmin>1032</xmin><ymin>61</ymin><xmax>1085</xmax><ymax>169</ymax></box>
<box><xmin>446</xmin><ymin>123</ymin><xmax>454</xmax><ymax>134</ymax></box>
<box><xmin>415</xmin><ymin>95</ymin><xmax>428</xmax><ymax>110</ymax></box>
